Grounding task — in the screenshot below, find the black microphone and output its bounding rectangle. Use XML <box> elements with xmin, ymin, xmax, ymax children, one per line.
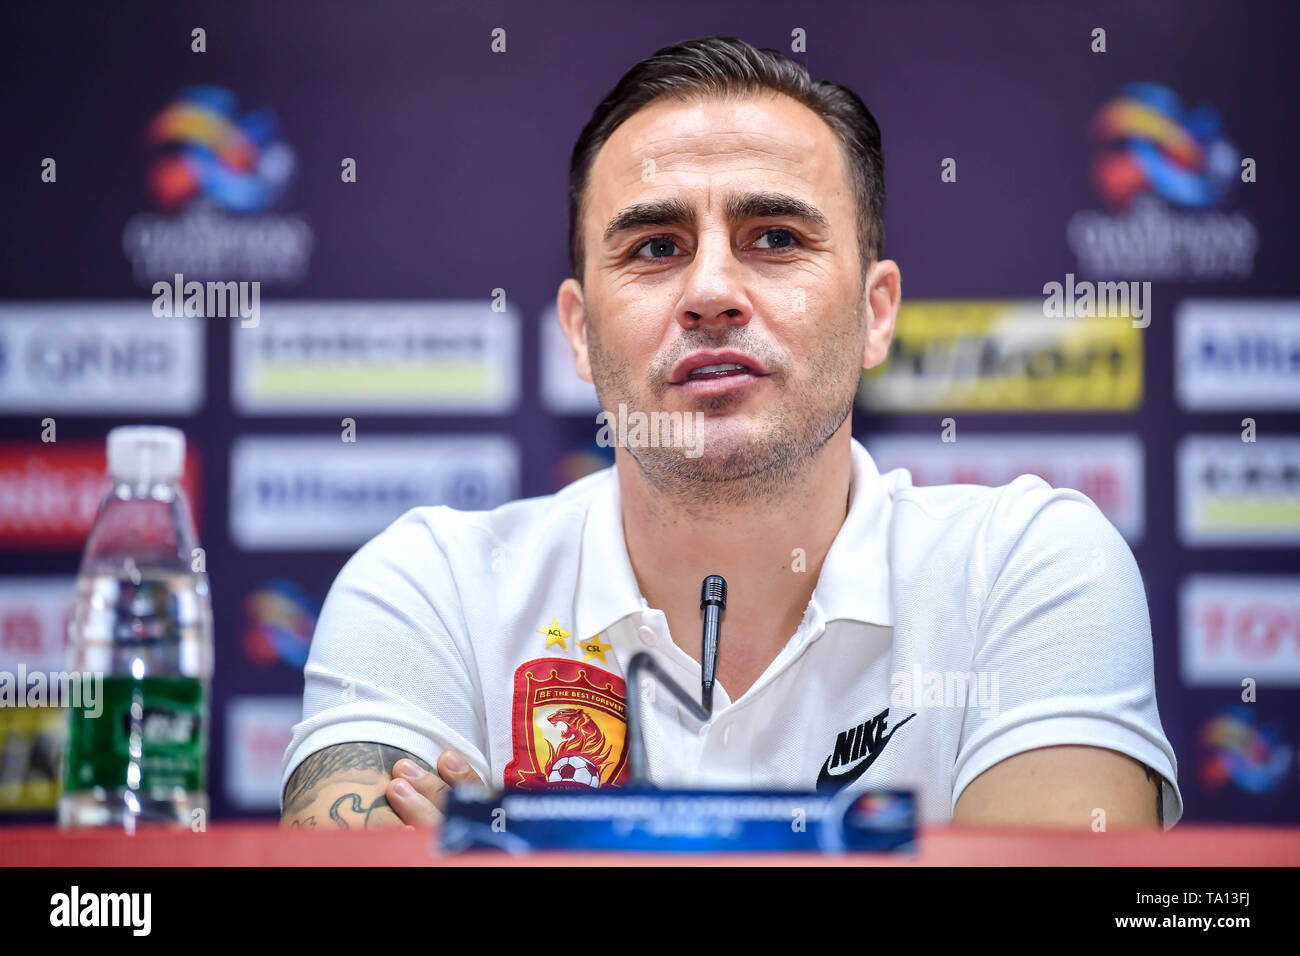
<box><xmin>625</xmin><ymin>574</ymin><xmax>727</xmax><ymax>785</ymax></box>
<box><xmin>699</xmin><ymin>574</ymin><xmax>726</xmax><ymax>712</ymax></box>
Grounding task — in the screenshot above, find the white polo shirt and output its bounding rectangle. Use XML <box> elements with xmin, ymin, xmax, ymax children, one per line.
<box><xmin>281</xmin><ymin>437</ymin><xmax>1183</xmax><ymax>828</ymax></box>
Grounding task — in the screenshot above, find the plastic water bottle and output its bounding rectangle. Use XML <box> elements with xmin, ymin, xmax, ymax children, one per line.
<box><xmin>58</xmin><ymin>426</ymin><xmax>213</xmax><ymax>830</ymax></box>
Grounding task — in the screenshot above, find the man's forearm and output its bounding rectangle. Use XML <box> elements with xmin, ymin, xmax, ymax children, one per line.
<box><xmin>281</xmin><ymin>742</ymin><xmax>435</xmax><ymax>828</ymax></box>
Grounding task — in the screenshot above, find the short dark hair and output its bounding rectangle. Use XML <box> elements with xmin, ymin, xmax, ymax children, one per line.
<box><xmin>567</xmin><ymin>36</ymin><xmax>885</xmax><ymax>282</ymax></box>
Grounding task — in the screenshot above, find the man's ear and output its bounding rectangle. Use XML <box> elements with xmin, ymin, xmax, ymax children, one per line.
<box><xmin>556</xmin><ymin>278</ymin><xmax>594</xmax><ymax>384</ymax></box>
<box><xmin>861</xmin><ymin>259</ymin><xmax>901</xmax><ymax>371</ymax></box>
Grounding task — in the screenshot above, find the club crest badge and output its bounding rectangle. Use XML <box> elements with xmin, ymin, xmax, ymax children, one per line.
<box><xmin>504</xmin><ymin>657</ymin><xmax>629</xmax><ymax>791</ymax></box>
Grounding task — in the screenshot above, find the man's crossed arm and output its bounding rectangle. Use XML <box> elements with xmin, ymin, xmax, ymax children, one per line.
<box><xmin>280</xmin><ymin>742</ymin><xmax>484</xmax><ymax>829</ymax></box>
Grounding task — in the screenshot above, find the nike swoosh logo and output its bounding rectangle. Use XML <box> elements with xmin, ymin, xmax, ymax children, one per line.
<box><xmin>815</xmin><ymin>712</ymin><xmax>916</xmax><ymax>794</ymax></box>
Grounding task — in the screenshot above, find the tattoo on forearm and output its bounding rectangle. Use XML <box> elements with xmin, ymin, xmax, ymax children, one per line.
<box><xmin>282</xmin><ymin>741</ymin><xmax>434</xmax><ymax>820</ymax></box>
<box><xmin>1142</xmin><ymin>764</ymin><xmax>1165</xmax><ymax>827</ymax></box>
<box><xmin>328</xmin><ymin>792</ymin><xmax>394</xmax><ymax>829</ymax></box>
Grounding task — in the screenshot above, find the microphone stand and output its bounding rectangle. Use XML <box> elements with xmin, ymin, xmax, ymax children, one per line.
<box><xmin>625</xmin><ymin>574</ymin><xmax>726</xmax><ymax>785</ymax></box>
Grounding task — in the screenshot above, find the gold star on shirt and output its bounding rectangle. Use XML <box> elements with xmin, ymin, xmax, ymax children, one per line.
<box><xmin>537</xmin><ymin>618</ymin><xmax>570</xmax><ymax>650</ymax></box>
<box><xmin>578</xmin><ymin>636</ymin><xmax>613</xmax><ymax>665</ymax></box>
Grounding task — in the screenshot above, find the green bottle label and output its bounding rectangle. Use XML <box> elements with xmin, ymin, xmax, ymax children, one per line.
<box><xmin>62</xmin><ymin>676</ymin><xmax>207</xmax><ymax>794</ymax></box>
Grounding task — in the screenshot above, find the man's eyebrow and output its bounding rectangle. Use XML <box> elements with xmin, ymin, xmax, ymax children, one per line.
<box><xmin>602</xmin><ymin>197</ymin><xmax>696</xmax><ymax>245</ymax></box>
<box><xmin>601</xmin><ymin>191</ymin><xmax>829</xmax><ymax>245</ymax></box>
<box><xmin>724</xmin><ymin>192</ymin><xmax>829</xmax><ymax>231</ymax></box>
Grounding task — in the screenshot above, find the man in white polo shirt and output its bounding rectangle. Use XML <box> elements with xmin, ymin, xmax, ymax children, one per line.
<box><xmin>280</xmin><ymin>36</ymin><xmax>1181</xmax><ymax>831</ymax></box>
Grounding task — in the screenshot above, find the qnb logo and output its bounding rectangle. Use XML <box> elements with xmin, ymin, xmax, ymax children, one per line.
<box><xmin>49</xmin><ymin>886</ymin><xmax>151</xmax><ymax>936</ymax></box>
<box><xmin>29</xmin><ymin>337</ymin><xmax>173</xmax><ymax>385</ymax></box>
<box><xmin>146</xmin><ymin>85</ymin><xmax>294</xmax><ymax>214</ymax></box>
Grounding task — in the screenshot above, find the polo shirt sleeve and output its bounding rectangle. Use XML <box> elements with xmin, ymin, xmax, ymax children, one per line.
<box><xmin>949</xmin><ymin>477</ymin><xmax>1184</xmax><ymax>829</ymax></box>
<box><xmin>279</xmin><ymin>508</ymin><xmax>489</xmax><ymax>811</ymax></box>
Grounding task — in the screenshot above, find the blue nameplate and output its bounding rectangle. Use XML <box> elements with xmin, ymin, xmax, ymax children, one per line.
<box><xmin>439</xmin><ymin>788</ymin><xmax>915</xmax><ymax>854</ymax></box>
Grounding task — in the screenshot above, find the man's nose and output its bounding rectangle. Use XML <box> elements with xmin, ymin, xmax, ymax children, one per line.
<box><xmin>676</xmin><ymin>232</ymin><xmax>752</xmax><ymax>331</ymax></box>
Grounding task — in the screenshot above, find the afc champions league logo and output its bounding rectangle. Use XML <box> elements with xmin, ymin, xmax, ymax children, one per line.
<box><xmin>122</xmin><ymin>85</ymin><xmax>314</xmax><ymax>285</ymax></box>
<box><xmin>144</xmin><ymin>85</ymin><xmax>295</xmax><ymax>214</ymax></box>
<box><xmin>505</xmin><ymin>658</ymin><xmax>630</xmax><ymax>791</ymax></box>
<box><xmin>1089</xmin><ymin>82</ymin><xmax>1239</xmax><ymax>210</ymax></box>
<box><xmin>1068</xmin><ymin>82</ymin><xmax>1257</xmax><ymax>281</ymax></box>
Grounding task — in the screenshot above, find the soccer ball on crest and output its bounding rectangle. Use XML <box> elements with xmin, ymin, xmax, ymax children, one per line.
<box><xmin>547</xmin><ymin>755</ymin><xmax>601</xmax><ymax>788</ymax></box>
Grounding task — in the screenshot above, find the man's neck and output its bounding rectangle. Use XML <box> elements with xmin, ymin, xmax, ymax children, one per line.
<box><xmin>616</xmin><ymin>425</ymin><xmax>854</xmax><ymax>691</ymax></box>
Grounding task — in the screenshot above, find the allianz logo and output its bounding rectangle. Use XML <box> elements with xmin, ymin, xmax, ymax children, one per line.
<box><xmin>1185</xmin><ymin>333</ymin><xmax>1300</xmax><ymax>373</ymax></box>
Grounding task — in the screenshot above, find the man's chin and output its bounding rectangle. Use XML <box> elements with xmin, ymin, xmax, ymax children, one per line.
<box><xmin>636</xmin><ymin>422</ymin><xmax>778</xmax><ymax>479</ymax></box>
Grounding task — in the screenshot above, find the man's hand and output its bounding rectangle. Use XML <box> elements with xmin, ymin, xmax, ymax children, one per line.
<box><xmin>385</xmin><ymin>750</ymin><xmax>486</xmax><ymax>828</ymax></box>
<box><xmin>281</xmin><ymin>741</ymin><xmax>485</xmax><ymax>830</ymax></box>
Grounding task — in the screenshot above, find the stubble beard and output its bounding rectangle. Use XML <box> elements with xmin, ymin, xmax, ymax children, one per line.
<box><xmin>585</xmin><ymin>307</ymin><xmax>862</xmax><ymax>514</ymax></box>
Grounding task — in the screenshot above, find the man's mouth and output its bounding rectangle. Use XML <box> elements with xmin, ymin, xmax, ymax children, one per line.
<box><xmin>687</xmin><ymin>362</ymin><xmax>752</xmax><ymax>380</ymax></box>
<box><xmin>670</xmin><ymin>350</ymin><xmax>770</xmax><ymax>385</ymax></box>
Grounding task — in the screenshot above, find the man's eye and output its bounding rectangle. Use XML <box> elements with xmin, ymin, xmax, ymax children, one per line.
<box><xmin>753</xmin><ymin>228</ymin><xmax>799</xmax><ymax>250</ymax></box>
<box><xmin>632</xmin><ymin>236</ymin><xmax>680</xmax><ymax>259</ymax></box>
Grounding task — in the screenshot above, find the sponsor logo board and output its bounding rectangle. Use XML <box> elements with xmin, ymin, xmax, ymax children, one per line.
<box><xmin>229</xmin><ymin>434</ymin><xmax>518</xmax><ymax>549</ymax></box>
<box><xmin>232</xmin><ymin>301</ymin><xmax>519</xmax><ymax>413</ymax></box>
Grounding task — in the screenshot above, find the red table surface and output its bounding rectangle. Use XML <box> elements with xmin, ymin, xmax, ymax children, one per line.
<box><xmin>1</xmin><ymin>823</ymin><xmax>1297</xmax><ymax>866</ymax></box>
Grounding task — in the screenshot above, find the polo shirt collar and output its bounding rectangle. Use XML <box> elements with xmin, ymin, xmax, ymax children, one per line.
<box><xmin>810</xmin><ymin>437</ymin><xmax>894</xmax><ymax>628</ymax></box>
<box><xmin>574</xmin><ymin>464</ymin><xmax>645</xmax><ymax>643</ymax></box>
<box><xmin>573</xmin><ymin>437</ymin><xmax>894</xmax><ymax>643</ymax></box>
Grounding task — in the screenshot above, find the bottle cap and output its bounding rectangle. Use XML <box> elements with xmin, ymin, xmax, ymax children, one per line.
<box><xmin>107</xmin><ymin>426</ymin><xmax>186</xmax><ymax>483</ymax></box>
